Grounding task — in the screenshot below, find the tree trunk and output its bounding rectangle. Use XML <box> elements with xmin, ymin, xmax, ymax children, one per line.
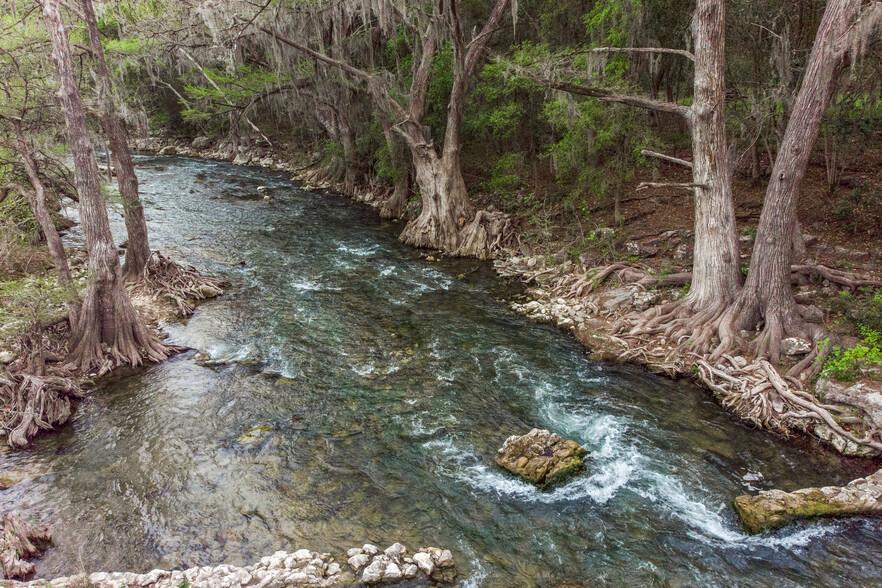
<box><xmin>398</xmin><ymin>0</ymin><xmax>510</xmax><ymax>255</ymax></box>
<box><xmin>378</xmin><ymin>110</ymin><xmax>410</xmax><ymax>219</ymax></box>
<box><xmin>81</xmin><ymin>0</ymin><xmax>151</xmax><ymax>281</ymax></box>
<box><xmin>683</xmin><ymin>0</ymin><xmax>742</xmax><ymax>311</ymax></box>
<box><xmin>336</xmin><ymin>111</ymin><xmax>358</xmax><ymax>194</ymax></box>
<box><xmin>719</xmin><ymin>0</ymin><xmax>871</xmax><ymax>364</ymax></box>
<box><xmin>42</xmin><ymin>0</ymin><xmax>166</xmax><ymax>371</ymax></box>
<box><xmin>13</xmin><ymin>121</ymin><xmax>73</xmax><ymax>288</ymax></box>
<box><xmin>399</xmin><ymin>143</ymin><xmax>473</xmax><ymax>251</ymax></box>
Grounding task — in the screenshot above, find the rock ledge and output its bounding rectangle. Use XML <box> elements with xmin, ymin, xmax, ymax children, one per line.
<box><xmin>734</xmin><ymin>468</ymin><xmax>882</xmax><ymax>534</ymax></box>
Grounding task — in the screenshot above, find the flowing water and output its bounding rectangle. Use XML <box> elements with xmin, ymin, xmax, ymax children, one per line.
<box><xmin>2</xmin><ymin>156</ymin><xmax>881</xmax><ymax>587</ymax></box>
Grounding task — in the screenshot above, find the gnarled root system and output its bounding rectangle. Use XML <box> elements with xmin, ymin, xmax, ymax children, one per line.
<box><xmin>131</xmin><ymin>251</ymin><xmax>226</xmax><ymax>317</ymax></box>
<box><xmin>0</xmin><ymin>513</ymin><xmax>51</xmax><ymax>580</ymax></box>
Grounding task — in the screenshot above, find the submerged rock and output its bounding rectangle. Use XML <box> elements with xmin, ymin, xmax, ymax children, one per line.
<box><xmin>495</xmin><ymin>428</ymin><xmax>588</xmax><ymax>489</ymax></box>
<box><xmin>734</xmin><ymin>468</ymin><xmax>882</xmax><ymax>534</ymax></box>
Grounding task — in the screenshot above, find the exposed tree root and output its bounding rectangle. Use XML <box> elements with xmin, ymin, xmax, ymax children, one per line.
<box><xmin>791</xmin><ymin>263</ymin><xmax>882</xmax><ymax>289</ymax></box>
<box><xmin>0</xmin><ymin>514</ymin><xmax>51</xmax><ymax>580</ymax></box>
<box><xmin>454</xmin><ymin>210</ymin><xmax>518</xmax><ymax>260</ymax></box>
<box><xmin>507</xmin><ymin>257</ymin><xmax>882</xmax><ymax>456</ymax></box>
<box><xmin>130</xmin><ymin>251</ymin><xmax>226</xmax><ymax>317</ymax></box>
<box><xmin>1</xmin><ymin>323</ymin><xmax>84</xmax><ymax>448</ymax></box>
<box><xmin>696</xmin><ymin>357</ymin><xmax>882</xmax><ymax>454</ymax></box>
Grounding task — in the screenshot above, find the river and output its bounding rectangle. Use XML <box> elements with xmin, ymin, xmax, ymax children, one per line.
<box><xmin>1</xmin><ymin>155</ymin><xmax>880</xmax><ymax>586</ymax></box>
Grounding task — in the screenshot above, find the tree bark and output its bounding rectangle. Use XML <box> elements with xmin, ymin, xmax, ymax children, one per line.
<box><xmin>718</xmin><ymin>0</ymin><xmax>875</xmax><ymax>364</ymax></box>
<box><xmin>683</xmin><ymin>0</ymin><xmax>742</xmax><ymax>311</ymax></box>
<box><xmin>261</xmin><ymin>0</ymin><xmax>510</xmax><ymax>255</ymax></box>
<box><xmin>377</xmin><ymin>109</ymin><xmax>410</xmax><ymax>219</ymax></box>
<box><xmin>42</xmin><ymin>0</ymin><xmax>166</xmax><ymax>370</ymax></box>
<box><xmin>81</xmin><ymin>0</ymin><xmax>151</xmax><ymax>281</ymax></box>
<box><xmin>12</xmin><ymin>120</ymin><xmax>73</xmax><ymax>288</ymax></box>
<box><xmin>398</xmin><ymin>0</ymin><xmax>510</xmax><ymax>254</ymax></box>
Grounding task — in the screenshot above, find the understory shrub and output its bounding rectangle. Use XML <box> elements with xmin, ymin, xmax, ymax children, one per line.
<box><xmin>821</xmin><ymin>327</ymin><xmax>882</xmax><ymax>382</ymax></box>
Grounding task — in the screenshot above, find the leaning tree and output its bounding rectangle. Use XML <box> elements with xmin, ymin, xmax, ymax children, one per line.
<box><xmin>522</xmin><ymin>0</ymin><xmax>742</xmax><ymax>336</ymax></box>
<box><xmin>245</xmin><ymin>0</ymin><xmax>515</xmax><ymax>258</ymax></box>
<box><xmin>40</xmin><ymin>0</ymin><xmax>169</xmax><ymax>370</ymax></box>
<box><xmin>711</xmin><ymin>0</ymin><xmax>882</xmax><ymax>372</ymax></box>
<box><xmin>0</xmin><ymin>26</ymin><xmax>73</xmax><ymax>291</ymax></box>
<box><xmin>80</xmin><ymin>0</ymin><xmax>152</xmax><ymax>281</ymax></box>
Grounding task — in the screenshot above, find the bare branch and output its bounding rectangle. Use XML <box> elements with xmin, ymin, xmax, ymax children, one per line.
<box><xmin>636</xmin><ymin>182</ymin><xmax>707</xmax><ymax>191</ymax></box>
<box><xmin>641</xmin><ymin>149</ymin><xmax>693</xmax><ymax>169</ymax></box>
<box><xmin>527</xmin><ymin>73</ymin><xmax>691</xmax><ymax>119</ymax></box>
<box><xmin>585</xmin><ymin>46</ymin><xmax>695</xmax><ymax>61</ymax></box>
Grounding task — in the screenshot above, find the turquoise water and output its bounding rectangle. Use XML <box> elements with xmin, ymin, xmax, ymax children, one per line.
<box><xmin>1</xmin><ymin>155</ymin><xmax>880</xmax><ymax>587</ymax></box>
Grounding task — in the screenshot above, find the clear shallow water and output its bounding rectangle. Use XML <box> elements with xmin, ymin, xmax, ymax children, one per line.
<box><xmin>2</xmin><ymin>156</ymin><xmax>881</xmax><ymax>587</ymax></box>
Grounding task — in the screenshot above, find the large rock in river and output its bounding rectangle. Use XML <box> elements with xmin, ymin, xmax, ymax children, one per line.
<box><xmin>496</xmin><ymin>428</ymin><xmax>588</xmax><ymax>489</ymax></box>
<box><xmin>734</xmin><ymin>468</ymin><xmax>882</xmax><ymax>534</ymax></box>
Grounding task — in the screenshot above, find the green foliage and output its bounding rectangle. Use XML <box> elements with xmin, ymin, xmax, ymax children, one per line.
<box><xmin>543</xmin><ymin>94</ymin><xmax>653</xmax><ymax>215</ymax></box>
<box><xmin>182</xmin><ymin>66</ymin><xmax>287</xmax><ymax>125</ymax></box>
<box><xmin>424</xmin><ymin>43</ymin><xmax>455</xmax><ymax>142</ymax></box>
<box><xmin>831</xmin><ymin>288</ymin><xmax>882</xmax><ymax>334</ymax></box>
<box><xmin>0</xmin><ymin>273</ymin><xmax>78</xmax><ymax>335</ymax></box>
<box><xmin>821</xmin><ymin>327</ymin><xmax>882</xmax><ymax>382</ymax></box>
<box><xmin>480</xmin><ymin>153</ymin><xmax>524</xmax><ymax>199</ymax></box>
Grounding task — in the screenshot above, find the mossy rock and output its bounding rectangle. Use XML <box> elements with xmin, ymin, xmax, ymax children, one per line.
<box><xmin>734</xmin><ymin>489</ymin><xmax>851</xmax><ymax>534</ymax></box>
<box><xmin>495</xmin><ymin>428</ymin><xmax>589</xmax><ymax>490</ymax></box>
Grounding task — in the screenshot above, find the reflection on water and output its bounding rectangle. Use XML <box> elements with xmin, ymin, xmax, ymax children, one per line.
<box><xmin>1</xmin><ymin>156</ymin><xmax>880</xmax><ymax>587</ymax></box>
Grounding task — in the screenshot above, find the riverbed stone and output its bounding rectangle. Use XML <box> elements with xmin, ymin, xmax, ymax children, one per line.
<box><xmin>734</xmin><ymin>468</ymin><xmax>882</xmax><ymax>533</ymax></box>
<box><xmin>360</xmin><ymin>558</ymin><xmax>386</xmax><ymax>584</ymax></box>
<box><xmin>382</xmin><ymin>562</ymin><xmax>402</xmax><ymax>582</ymax></box>
<box><xmin>347</xmin><ymin>553</ymin><xmax>369</xmax><ymax>571</ymax></box>
<box><xmin>412</xmin><ymin>552</ymin><xmax>434</xmax><ymax>576</ymax></box>
<box><xmin>496</xmin><ymin>428</ymin><xmax>588</xmax><ymax>488</ymax></box>
<box><xmin>362</xmin><ymin>543</ymin><xmax>379</xmax><ymax>556</ymax></box>
<box><xmin>384</xmin><ymin>542</ymin><xmax>406</xmax><ymax>561</ymax></box>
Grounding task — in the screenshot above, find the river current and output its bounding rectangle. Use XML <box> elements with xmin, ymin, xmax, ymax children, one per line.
<box><xmin>2</xmin><ymin>156</ymin><xmax>881</xmax><ymax>586</ymax></box>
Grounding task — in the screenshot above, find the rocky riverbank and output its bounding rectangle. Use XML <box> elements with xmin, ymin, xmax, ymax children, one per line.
<box><xmin>9</xmin><ymin>543</ymin><xmax>457</xmax><ymax>587</ymax></box>
<box><xmin>131</xmin><ymin>135</ymin><xmax>882</xmax><ymax>460</ymax></box>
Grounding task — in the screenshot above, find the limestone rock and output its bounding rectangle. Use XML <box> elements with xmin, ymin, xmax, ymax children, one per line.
<box><xmin>191</xmin><ymin>136</ymin><xmax>211</xmax><ymax>150</ymax></box>
<box><xmin>382</xmin><ymin>562</ymin><xmax>402</xmax><ymax>582</ymax></box>
<box><xmin>781</xmin><ymin>337</ymin><xmax>812</xmax><ymax>356</ymax></box>
<box><xmin>0</xmin><ymin>351</ymin><xmax>15</xmax><ymax>364</ymax></box>
<box><xmin>816</xmin><ymin>378</ymin><xmax>882</xmax><ymax>433</ymax></box>
<box><xmin>383</xmin><ymin>542</ymin><xmax>406</xmax><ymax>561</ymax></box>
<box><xmin>360</xmin><ymin>558</ymin><xmax>386</xmax><ymax>584</ymax></box>
<box><xmin>348</xmin><ymin>553</ymin><xmax>369</xmax><ymax>571</ymax></box>
<box><xmin>734</xmin><ymin>468</ymin><xmax>882</xmax><ymax>533</ymax></box>
<box><xmin>346</xmin><ymin>547</ymin><xmax>363</xmax><ymax>558</ymax></box>
<box><xmin>412</xmin><ymin>552</ymin><xmax>434</xmax><ymax>576</ymax></box>
<box><xmin>495</xmin><ymin>428</ymin><xmax>588</xmax><ymax>489</ymax></box>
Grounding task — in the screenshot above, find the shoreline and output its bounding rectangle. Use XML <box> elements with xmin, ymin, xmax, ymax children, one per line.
<box><xmin>135</xmin><ymin>136</ymin><xmax>882</xmax><ymax>462</ymax></box>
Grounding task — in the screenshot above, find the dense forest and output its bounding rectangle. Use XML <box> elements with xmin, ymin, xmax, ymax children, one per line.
<box><xmin>1</xmin><ymin>1</ymin><xmax>882</xmax><ymax>586</ymax></box>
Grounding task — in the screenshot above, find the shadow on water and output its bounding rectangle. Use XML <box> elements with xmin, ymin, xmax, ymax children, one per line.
<box><xmin>2</xmin><ymin>156</ymin><xmax>881</xmax><ymax>587</ymax></box>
